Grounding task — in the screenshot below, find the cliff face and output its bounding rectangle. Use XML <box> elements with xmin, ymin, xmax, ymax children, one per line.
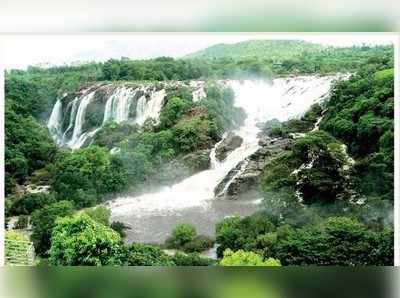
<box><xmin>47</xmin><ymin>81</ymin><xmax>206</xmax><ymax>149</ymax></box>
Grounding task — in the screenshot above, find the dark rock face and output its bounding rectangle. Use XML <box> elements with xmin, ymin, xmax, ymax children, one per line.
<box><xmin>215</xmin><ymin>137</ymin><xmax>293</xmax><ymax>199</ymax></box>
<box><xmin>215</xmin><ymin>132</ymin><xmax>243</xmax><ymax>161</ymax></box>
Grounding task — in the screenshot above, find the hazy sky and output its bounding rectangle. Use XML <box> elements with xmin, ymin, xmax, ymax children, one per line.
<box><xmin>0</xmin><ymin>34</ymin><xmax>396</xmax><ymax>70</ymax></box>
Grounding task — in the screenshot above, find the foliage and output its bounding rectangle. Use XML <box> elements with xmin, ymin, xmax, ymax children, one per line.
<box><xmin>201</xmin><ymin>83</ymin><xmax>245</xmax><ymax>133</ymax></box>
<box><xmin>320</xmin><ymin>60</ymin><xmax>394</xmax><ymax>201</ymax></box>
<box><xmin>5</xmin><ymin>103</ymin><xmax>58</xmax><ymax>195</ymax></box>
<box><xmin>186</xmin><ymin>41</ymin><xmax>393</xmax><ymax>76</ymax></box>
<box><xmin>84</xmin><ymin>206</ymin><xmax>111</xmax><ymax>226</ymax></box>
<box><xmin>15</xmin><ymin>215</ymin><xmax>29</xmax><ymax>229</ymax></box>
<box><xmin>182</xmin><ymin>235</ymin><xmax>215</xmax><ymax>253</ymax></box>
<box><xmin>92</xmin><ymin>121</ymin><xmax>139</xmax><ymax>149</ymax></box>
<box><xmin>170</xmin><ymin>223</ymin><xmax>197</xmax><ymax>248</ymax></box>
<box><xmin>267</xmin><ymin>104</ymin><xmax>322</xmax><ymax>138</ymax></box>
<box><xmin>110</xmin><ymin>221</ymin><xmax>130</xmax><ymax>238</ymax></box>
<box><xmin>121</xmin><ymin>243</ymin><xmax>174</xmax><ymax>266</ymax></box>
<box><xmin>51</xmin><ymin>146</ymin><xmax>121</xmax><ymax>207</ymax></box>
<box><xmin>219</xmin><ymin>249</ymin><xmax>281</xmax><ymax>266</ymax></box>
<box><xmin>272</xmin><ymin>217</ymin><xmax>393</xmax><ymax>266</ymax></box>
<box><xmin>159</xmin><ymin>96</ymin><xmax>191</xmax><ymax>129</ymax></box>
<box><xmin>215</xmin><ymin>213</ymin><xmax>276</xmax><ymax>258</ymax></box>
<box><xmin>172</xmin><ymin>252</ymin><xmax>216</xmax><ymax>266</ymax></box>
<box><xmin>49</xmin><ymin>214</ymin><xmax>122</xmax><ymax>266</ymax></box>
<box><xmin>215</xmin><ymin>214</ymin><xmax>393</xmax><ymax>266</ymax></box>
<box><xmin>30</xmin><ymin>200</ymin><xmax>75</xmax><ymax>256</ymax></box>
<box><xmin>9</xmin><ymin>192</ymin><xmax>56</xmax><ymax>216</ymax></box>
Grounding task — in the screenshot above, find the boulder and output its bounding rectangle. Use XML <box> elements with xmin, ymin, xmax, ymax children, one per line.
<box><xmin>215</xmin><ymin>132</ymin><xmax>243</xmax><ymax>161</ymax></box>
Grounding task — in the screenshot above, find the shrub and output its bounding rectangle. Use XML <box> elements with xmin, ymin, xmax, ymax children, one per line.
<box><xmin>172</xmin><ymin>252</ymin><xmax>216</xmax><ymax>266</ymax></box>
<box><xmin>170</xmin><ymin>223</ymin><xmax>197</xmax><ymax>248</ymax></box>
<box><xmin>219</xmin><ymin>249</ymin><xmax>281</xmax><ymax>266</ymax></box>
<box><xmin>121</xmin><ymin>243</ymin><xmax>174</xmax><ymax>266</ymax></box>
<box><xmin>182</xmin><ymin>235</ymin><xmax>215</xmax><ymax>253</ymax></box>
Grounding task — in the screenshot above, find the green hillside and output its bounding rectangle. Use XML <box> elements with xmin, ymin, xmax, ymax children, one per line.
<box><xmin>185</xmin><ymin>40</ymin><xmax>325</xmax><ymax>60</ymax></box>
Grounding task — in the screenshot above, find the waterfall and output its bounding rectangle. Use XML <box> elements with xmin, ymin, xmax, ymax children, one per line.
<box><xmin>110</xmin><ymin>76</ymin><xmax>341</xmax><ymax>217</ymax></box>
<box><xmin>47</xmin><ymin>99</ymin><xmax>63</xmax><ymax>144</ymax></box>
<box><xmin>67</xmin><ymin>91</ymin><xmax>96</xmax><ymax>149</ymax></box>
<box><xmin>103</xmin><ymin>87</ymin><xmax>136</xmax><ymax>124</ymax></box>
<box><xmin>135</xmin><ymin>89</ymin><xmax>166</xmax><ymax>125</ymax></box>
<box><xmin>62</xmin><ymin>98</ymin><xmax>79</xmax><ymax>142</ymax></box>
<box><xmin>47</xmin><ymin>84</ymin><xmax>168</xmax><ymax>150</ymax></box>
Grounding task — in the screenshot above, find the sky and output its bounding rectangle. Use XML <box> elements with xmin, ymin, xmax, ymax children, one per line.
<box><xmin>0</xmin><ymin>34</ymin><xmax>396</xmax><ymax>70</ymax></box>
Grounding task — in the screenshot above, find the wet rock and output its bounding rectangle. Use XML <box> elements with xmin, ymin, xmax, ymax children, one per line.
<box><xmin>215</xmin><ymin>137</ymin><xmax>293</xmax><ymax>199</ymax></box>
<box><xmin>181</xmin><ymin>149</ymin><xmax>211</xmax><ymax>172</ymax></box>
<box><xmin>215</xmin><ymin>132</ymin><xmax>243</xmax><ymax>161</ymax></box>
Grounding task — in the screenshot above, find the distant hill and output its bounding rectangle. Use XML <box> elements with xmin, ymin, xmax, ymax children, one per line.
<box><xmin>184</xmin><ymin>40</ymin><xmax>326</xmax><ymax>60</ymax></box>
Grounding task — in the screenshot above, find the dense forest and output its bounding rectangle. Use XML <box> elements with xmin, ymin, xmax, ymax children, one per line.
<box><xmin>4</xmin><ymin>40</ymin><xmax>394</xmax><ymax>266</ymax></box>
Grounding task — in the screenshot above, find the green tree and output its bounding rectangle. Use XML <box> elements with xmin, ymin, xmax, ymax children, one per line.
<box><xmin>31</xmin><ymin>200</ymin><xmax>75</xmax><ymax>256</ymax></box>
<box><xmin>9</xmin><ymin>193</ymin><xmax>56</xmax><ymax>216</ymax></box>
<box><xmin>49</xmin><ymin>214</ymin><xmax>122</xmax><ymax>266</ymax></box>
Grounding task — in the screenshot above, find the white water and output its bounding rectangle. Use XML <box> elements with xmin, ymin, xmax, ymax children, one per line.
<box><xmin>103</xmin><ymin>87</ymin><xmax>136</xmax><ymax>124</ymax></box>
<box><xmin>135</xmin><ymin>89</ymin><xmax>166</xmax><ymax>125</ymax></box>
<box><xmin>110</xmin><ymin>76</ymin><xmax>338</xmax><ymax>220</ymax></box>
<box><xmin>47</xmin><ymin>99</ymin><xmax>63</xmax><ymax>144</ymax></box>
<box><xmin>67</xmin><ymin>91</ymin><xmax>96</xmax><ymax>149</ymax></box>
<box><xmin>48</xmin><ymin>84</ymin><xmax>170</xmax><ymax>149</ymax></box>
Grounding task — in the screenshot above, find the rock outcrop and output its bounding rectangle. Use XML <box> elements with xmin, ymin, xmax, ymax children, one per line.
<box><xmin>215</xmin><ymin>137</ymin><xmax>293</xmax><ymax>199</ymax></box>
<box><xmin>215</xmin><ymin>132</ymin><xmax>243</xmax><ymax>161</ymax></box>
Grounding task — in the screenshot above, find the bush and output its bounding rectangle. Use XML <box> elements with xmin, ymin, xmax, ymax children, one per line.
<box><xmin>172</xmin><ymin>252</ymin><xmax>216</xmax><ymax>266</ymax></box>
<box><xmin>182</xmin><ymin>235</ymin><xmax>215</xmax><ymax>253</ymax></box>
<box><xmin>49</xmin><ymin>214</ymin><xmax>122</xmax><ymax>266</ymax></box>
<box><xmin>121</xmin><ymin>243</ymin><xmax>174</xmax><ymax>266</ymax></box>
<box><xmin>219</xmin><ymin>249</ymin><xmax>281</xmax><ymax>266</ymax></box>
<box><xmin>170</xmin><ymin>223</ymin><xmax>197</xmax><ymax>248</ymax></box>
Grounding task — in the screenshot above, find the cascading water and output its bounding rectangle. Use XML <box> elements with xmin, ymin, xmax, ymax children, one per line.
<box><xmin>47</xmin><ymin>99</ymin><xmax>63</xmax><ymax>145</ymax></box>
<box><xmin>109</xmin><ymin>75</ymin><xmax>342</xmax><ymax>244</ymax></box>
<box><xmin>103</xmin><ymin>87</ymin><xmax>136</xmax><ymax>124</ymax></box>
<box><xmin>67</xmin><ymin>91</ymin><xmax>96</xmax><ymax>149</ymax></box>
<box><xmin>47</xmin><ymin>81</ymin><xmax>206</xmax><ymax>150</ymax></box>
<box><xmin>135</xmin><ymin>89</ymin><xmax>166</xmax><ymax>125</ymax></box>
